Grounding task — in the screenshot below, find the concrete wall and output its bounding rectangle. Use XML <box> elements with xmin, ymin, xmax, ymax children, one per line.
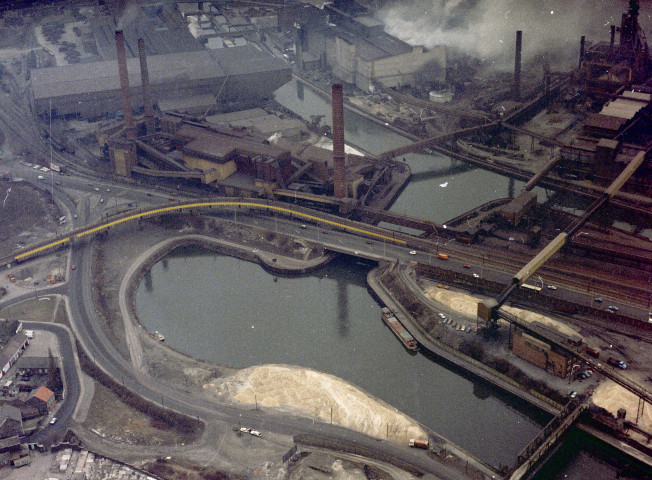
<box><xmin>333</xmin><ymin>36</ymin><xmax>357</xmax><ymax>84</ymax></box>
<box><xmin>184</xmin><ymin>156</ymin><xmax>236</xmax><ymax>182</ymax></box>
<box><xmin>359</xmin><ymin>45</ymin><xmax>447</xmax><ymax>91</ymax></box>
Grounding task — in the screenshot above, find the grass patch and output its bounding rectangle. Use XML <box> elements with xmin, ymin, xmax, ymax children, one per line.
<box><xmin>0</xmin><ymin>295</ymin><xmax>58</xmax><ymax>322</ymax></box>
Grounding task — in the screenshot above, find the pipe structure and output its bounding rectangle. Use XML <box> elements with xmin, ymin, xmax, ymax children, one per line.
<box><xmin>115</xmin><ymin>30</ymin><xmax>136</xmax><ymax>139</ymax></box>
<box><xmin>513</xmin><ymin>30</ymin><xmax>522</xmax><ymax>101</ymax></box>
<box><xmin>331</xmin><ymin>84</ymin><xmax>347</xmax><ymax>199</ymax></box>
<box><xmin>137</xmin><ymin>37</ymin><xmax>155</xmax><ymax>135</ymax></box>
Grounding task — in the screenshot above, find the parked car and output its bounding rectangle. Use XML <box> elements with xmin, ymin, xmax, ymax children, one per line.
<box><xmin>547</xmin><ymin>285</ymin><xmax>557</xmax><ymax>290</ymax></box>
<box><xmin>49</xmin><ymin>417</ymin><xmax>57</xmax><ymax>425</ymax></box>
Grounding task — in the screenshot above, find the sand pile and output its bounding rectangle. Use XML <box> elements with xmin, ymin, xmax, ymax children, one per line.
<box><xmin>205</xmin><ymin>364</ymin><xmax>427</xmax><ymax>444</ymax></box>
<box><xmin>423</xmin><ymin>286</ymin><xmax>582</xmax><ymax>340</ymax></box>
<box><xmin>591</xmin><ymin>380</ymin><xmax>652</xmax><ymax>440</ymax></box>
<box><xmin>424</xmin><ymin>286</ymin><xmax>481</xmax><ymax>317</ymax></box>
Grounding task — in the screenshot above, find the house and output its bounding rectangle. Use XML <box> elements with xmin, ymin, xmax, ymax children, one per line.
<box><xmin>0</xmin><ymin>335</ymin><xmax>29</xmax><ymax>378</ymax></box>
<box><xmin>25</xmin><ymin>386</ymin><xmax>55</xmax><ymax>415</ymax></box>
<box><xmin>0</xmin><ymin>436</ymin><xmax>20</xmax><ymax>467</ymax></box>
<box><xmin>0</xmin><ymin>405</ymin><xmax>23</xmax><ymax>438</ymax></box>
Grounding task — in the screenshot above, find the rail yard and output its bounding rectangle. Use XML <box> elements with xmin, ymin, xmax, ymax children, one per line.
<box><xmin>0</xmin><ymin>1</ymin><xmax>651</xmax><ymax>480</ymax></box>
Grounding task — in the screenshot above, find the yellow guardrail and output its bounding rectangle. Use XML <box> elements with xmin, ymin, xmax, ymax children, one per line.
<box><xmin>12</xmin><ymin>200</ymin><xmax>407</xmax><ymax>263</ymax></box>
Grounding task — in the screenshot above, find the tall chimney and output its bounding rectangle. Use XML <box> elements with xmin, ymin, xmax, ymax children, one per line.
<box><xmin>138</xmin><ymin>37</ymin><xmax>155</xmax><ymax>135</ymax></box>
<box><xmin>579</xmin><ymin>35</ymin><xmax>586</xmax><ymax>69</ymax></box>
<box><xmin>331</xmin><ymin>84</ymin><xmax>346</xmax><ymax>199</ymax></box>
<box><xmin>115</xmin><ymin>30</ymin><xmax>136</xmax><ymax>139</ymax></box>
<box><xmin>609</xmin><ymin>25</ymin><xmax>616</xmax><ymax>53</ymax></box>
<box><xmin>513</xmin><ymin>30</ymin><xmax>522</xmax><ymax>101</ymax></box>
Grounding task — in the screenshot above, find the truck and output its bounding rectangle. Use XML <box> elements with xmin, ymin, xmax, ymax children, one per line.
<box><xmin>437</xmin><ymin>253</ymin><xmax>449</xmax><ymax>260</ymax></box>
<box><xmin>585</xmin><ymin>347</ymin><xmax>600</xmax><ymax>358</ymax></box>
<box><xmin>607</xmin><ymin>357</ymin><xmax>627</xmax><ymax>369</ymax></box>
<box><xmin>409</xmin><ymin>438</ymin><xmax>429</xmax><ymax>449</ymax></box>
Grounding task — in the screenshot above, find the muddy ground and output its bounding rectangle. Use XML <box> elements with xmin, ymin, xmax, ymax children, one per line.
<box><xmin>0</xmin><ymin>181</ymin><xmax>62</xmax><ymax>258</ymax></box>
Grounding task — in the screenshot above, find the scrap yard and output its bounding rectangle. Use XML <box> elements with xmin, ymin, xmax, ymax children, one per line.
<box><xmin>0</xmin><ymin>1</ymin><xmax>651</xmax><ymax>480</ymax></box>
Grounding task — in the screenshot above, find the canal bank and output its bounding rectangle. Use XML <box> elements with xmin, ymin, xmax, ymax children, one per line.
<box><xmin>367</xmin><ymin>261</ymin><xmax>561</xmax><ymax>415</ymax></box>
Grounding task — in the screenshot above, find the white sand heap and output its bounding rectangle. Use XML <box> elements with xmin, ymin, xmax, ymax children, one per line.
<box><xmin>204</xmin><ymin>364</ymin><xmax>427</xmax><ymax>445</ymax></box>
<box><xmin>592</xmin><ymin>380</ymin><xmax>652</xmax><ymax>438</ymax></box>
<box><xmin>423</xmin><ymin>286</ymin><xmax>582</xmax><ymax>340</ymax></box>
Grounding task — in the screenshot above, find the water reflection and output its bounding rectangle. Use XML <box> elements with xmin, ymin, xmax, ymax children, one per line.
<box><xmin>136</xmin><ymin>249</ymin><xmax>549</xmax><ymax>467</ymax></box>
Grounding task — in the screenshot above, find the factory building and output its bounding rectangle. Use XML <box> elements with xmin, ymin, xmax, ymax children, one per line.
<box><xmin>279</xmin><ymin>3</ymin><xmax>446</xmax><ymax>91</ymax></box>
<box><xmin>31</xmin><ymin>44</ymin><xmax>291</xmax><ymax>119</ymax></box>
<box><xmin>29</xmin><ymin>3</ymin><xmax>291</xmax><ymax>119</ymax></box>
<box><xmin>511</xmin><ymin>327</ymin><xmax>572</xmax><ymax>379</ymax></box>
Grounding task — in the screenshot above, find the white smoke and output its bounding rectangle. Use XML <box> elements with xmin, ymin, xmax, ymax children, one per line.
<box><xmin>117</xmin><ymin>0</ymin><xmax>141</xmax><ymax>30</ymax></box>
<box><xmin>378</xmin><ymin>0</ymin><xmax>651</xmax><ymax>71</ymax></box>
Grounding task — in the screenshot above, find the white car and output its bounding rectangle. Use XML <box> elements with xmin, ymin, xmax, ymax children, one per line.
<box><xmin>250</xmin><ymin>430</ymin><xmax>262</xmax><ymax>437</ymax></box>
<box><xmin>472</xmin><ymin>273</ymin><xmax>480</xmax><ymax>278</ymax></box>
<box><xmin>37</xmin><ymin>175</ymin><xmax>44</xmax><ymax>180</ymax></box>
<box><xmin>50</xmin><ymin>417</ymin><xmax>57</xmax><ymax>425</ymax></box>
<box><xmin>239</xmin><ymin>427</ymin><xmax>250</xmax><ymax>434</ymax></box>
<box><xmin>409</xmin><ymin>250</ymin><xmax>417</xmax><ymax>255</ymax></box>
<box><xmin>547</xmin><ymin>285</ymin><xmax>557</xmax><ymax>290</ymax></box>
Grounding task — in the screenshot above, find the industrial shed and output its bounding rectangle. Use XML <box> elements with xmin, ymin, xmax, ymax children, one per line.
<box><xmin>31</xmin><ymin>44</ymin><xmax>291</xmax><ymax>119</ymax></box>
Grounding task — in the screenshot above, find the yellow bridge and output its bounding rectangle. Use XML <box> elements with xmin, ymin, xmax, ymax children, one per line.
<box><xmin>9</xmin><ymin>198</ymin><xmax>408</xmax><ymax>264</ymax></box>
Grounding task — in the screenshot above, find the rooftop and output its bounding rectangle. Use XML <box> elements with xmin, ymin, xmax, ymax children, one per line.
<box><xmin>31</xmin><ymin>44</ymin><xmax>288</xmax><ymax>100</ymax></box>
<box><xmin>30</xmin><ymin>386</ymin><xmax>53</xmax><ymax>403</ymax></box>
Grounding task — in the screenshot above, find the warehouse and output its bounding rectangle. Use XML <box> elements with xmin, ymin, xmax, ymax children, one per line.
<box><xmin>31</xmin><ymin>43</ymin><xmax>291</xmax><ymax>119</ymax></box>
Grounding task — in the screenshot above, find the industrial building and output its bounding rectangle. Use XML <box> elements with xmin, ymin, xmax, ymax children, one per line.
<box><xmin>278</xmin><ymin>2</ymin><xmax>446</xmax><ymax>91</ymax></box>
<box><xmin>511</xmin><ymin>327</ymin><xmax>572</xmax><ymax>379</ymax></box>
<box><xmin>29</xmin><ymin>3</ymin><xmax>291</xmax><ymax>119</ymax></box>
<box><xmin>31</xmin><ymin>44</ymin><xmax>291</xmax><ymax>119</ymax></box>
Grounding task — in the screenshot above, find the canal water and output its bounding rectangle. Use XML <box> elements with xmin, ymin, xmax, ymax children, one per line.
<box><xmin>272</xmin><ymin>80</ymin><xmax>642</xmax><ymax>477</ymax></box>
<box><xmin>274</xmin><ymin>80</ymin><xmax>548</xmax><ymax>224</ymax></box>
<box><xmin>136</xmin><ymin>250</ymin><xmax>549</xmax><ymax>468</ymax></box>
<box><xmin>135</xmin><ymin>80</ymin><xmax>637</xmax><ymax>474</ymax></box>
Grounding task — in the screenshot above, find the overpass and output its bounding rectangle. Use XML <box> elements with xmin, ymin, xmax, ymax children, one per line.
<box><xmin>2</xmin><ymin>198</ymin><xmax>409</xmax><ymax>267</ymax></box>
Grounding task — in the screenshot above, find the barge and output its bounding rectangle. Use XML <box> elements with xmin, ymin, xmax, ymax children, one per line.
<box><xmin>381</xmin><ymin>307</ymin><xmax>418</xmax><ymax>351</ymax></box>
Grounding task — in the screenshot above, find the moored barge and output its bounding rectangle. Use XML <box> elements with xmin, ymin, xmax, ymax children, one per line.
<box><xmin>381</xmin><ymin>307</ymin><xmax>418</xmax><ymax>351</ymax></box>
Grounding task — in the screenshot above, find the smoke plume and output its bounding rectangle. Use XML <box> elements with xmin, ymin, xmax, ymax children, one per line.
<box><xmin>378</xmin><ymin>0</ymin><xmax>651</xmax><ymax>70</ymax></box>
<box><xmin>117</xmin><ymin>0</ymin><xmax>140</xmax><ymax>30</ymax></box>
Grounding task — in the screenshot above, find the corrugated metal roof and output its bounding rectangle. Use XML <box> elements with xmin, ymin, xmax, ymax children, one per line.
<box><xmin>584</xmin><ymin>114</ymin><xmax>628</xmax><ymax>131</ymax></box>
<box><xmin>621</xmin><ymin>90</ymin><xmax>652</xmax><ymax>102</ymax></box>
<box><xmin>601</xmin><ymin>105</ymin><xmax>638</xmax><ymax>119</ymax></box>
<box><xmin>31</xmin><ymin>45</ymin><xmax>288</xmax><ymax>100</ymax></box>
<box><xmin>31</xmin><ymin>50</ymin><xmax>225</xmax><ymax>100</ymax></box>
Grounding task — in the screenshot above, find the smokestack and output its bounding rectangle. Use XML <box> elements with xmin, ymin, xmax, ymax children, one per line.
<box><xmin>579</xmin><ymin>35</ymin><xmax>586</xmax><ymax>69</ymax></box>
<box><xmin>115</xmin><ymin>30</ymin><xmax>136</xmax><ymax>139</ymax></box>
<box><xmin>610</xmin><ymin>25</ymin><xmax>616</xmax><ymax>53</ymax></box>
<box><xmin>513</xmin><ymin>30</ymin><xmax>522</xmax><ymax>101</ymax></box>
<box><xmin>138</xmin><ymin>38</ymin><xmax>155</xmax><ymax>135</ymax></box>
<box><xmin>331</xmin><ymin>84</ymin><xmax>346</xmax><ymax>199</ymax></box>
